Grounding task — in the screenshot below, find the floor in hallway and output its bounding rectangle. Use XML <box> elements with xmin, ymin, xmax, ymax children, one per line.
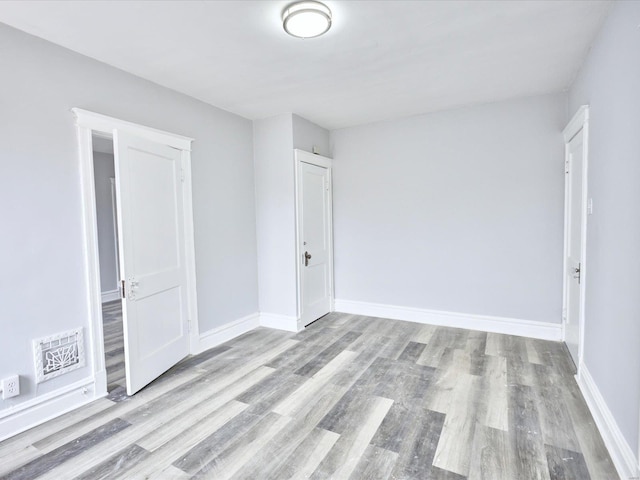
<box><xmin>102</xmin><ymin>300</ymin><xmax>125</xmax><ymax>392</ymax></box>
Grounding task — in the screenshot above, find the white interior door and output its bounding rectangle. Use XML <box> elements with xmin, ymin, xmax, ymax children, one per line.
<box><xmin>564</xmin><ymin>128</ymin><xmax>585</xmax><ymax>366</ymax></box>
<box><xmin>114</xmin><ymin>130</ymin><xmax>190</xmax><ymax>395</ymax></box>
<box><xmin>298</xmin><ymin>159</ymin><xmax>333</xmax><ymax>326</ymax></box>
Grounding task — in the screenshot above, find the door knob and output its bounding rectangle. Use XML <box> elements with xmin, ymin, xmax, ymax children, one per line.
<box><xmin>304</xmin><ymin>251</ymin><xmax>312</xmax><ymax>267</ymax></box>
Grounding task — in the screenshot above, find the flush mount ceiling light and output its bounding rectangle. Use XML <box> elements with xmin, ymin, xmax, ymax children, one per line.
<box><xmin>283</xmin><ymin>1</ymin><xmax>332</xmax><ymax>39</ymax></box>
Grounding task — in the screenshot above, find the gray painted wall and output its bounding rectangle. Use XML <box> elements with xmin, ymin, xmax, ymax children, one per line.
<box><xmin>292</xmin><ymin>114</ymin><xmax>330</xmax><ymax>157</ymax></box>
<box><xmin>568</xmin><ymin>0</ymin><xmax>640</xmax><ymax>456</ymax></box>
<box><xmin>330</xmin><ymin>94</ymin><xmax>567</xmax><ymax>323</ymax></box>
<box><xmin>253</xmin><ymin>114</ymin><xmax>297</xmax><ymax>318</ymax></box>
<box><xmin>92</xmin><ymin>151</ymin><xmax>118</xmax><ymax>295</ymax></box>
<box><xmin>0</xmin><ymin>23</ymin><xmax>258</xmax><ymax>408</ymax></box>
<box><xmin>253</xmin><ymin>114</ymin><xmax>329</xmax><ymax>318</ymax></box>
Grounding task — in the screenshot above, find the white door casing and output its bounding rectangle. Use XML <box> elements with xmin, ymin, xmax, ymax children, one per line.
<box><xmin>562</xmin><ymin>106</ymin><xmax>589</xmax><ymax>371</ymax></box>
<box><xmin>114</xmin><ymin>130</ymin><xmax>190</xmax><ymax>395</ymax></box>
<box><xmin>295</xmin><ymin>149</ymin><xmax>334</xmax><ymax>328</ymax></box>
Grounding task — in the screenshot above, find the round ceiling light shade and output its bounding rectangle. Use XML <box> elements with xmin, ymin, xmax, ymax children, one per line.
<box><xmin>283</xmin><ymin>1</ymin><xmax>332</xmax><ymax>38</ymax></box>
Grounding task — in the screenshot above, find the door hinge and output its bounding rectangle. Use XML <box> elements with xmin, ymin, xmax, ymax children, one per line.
<box><xmin>121</xmin><ymin>280</ymin><xmax>126</xmax><ymax>299</ymax></box>
<box><xmin>180</xmin><ymin>168</ymin><xmax>185</xmax><ymax>182</ymax></box>
<box><xmin>565</xmin><ymin>160</ymin><xmax>570</xmax><ymax>174</ymax></box>
<box><xmin>187</xmin><ymin>318</ymin><xmax>191</xmax><ymax>333</ymax></box>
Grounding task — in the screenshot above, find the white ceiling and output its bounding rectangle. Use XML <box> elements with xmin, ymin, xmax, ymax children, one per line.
<box><xmin>0</xmin><ymin>1</ymin><xmax>611</xmax><ymax>129</ymax></box>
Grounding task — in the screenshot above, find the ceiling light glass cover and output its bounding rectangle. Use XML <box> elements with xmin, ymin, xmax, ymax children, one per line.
<box><xmin>283</xmin><ymin>1</ymin><xmax>332</xmax><ymax>38</ymax></box>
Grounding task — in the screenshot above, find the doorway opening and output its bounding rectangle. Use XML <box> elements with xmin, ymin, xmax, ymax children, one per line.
<box><xmin>294</xmin><ymin>149</ymin><xmax>334</xmax><ymax>328</ymax></box>
<box><xmin>91</xmin><ymin>133</ymin><xmax>126</xmax><ymax>395</ymax></box>
<box><xmin>74</xmin><ymin>108</ymin><xmax>199</xmax><ymax>399</ymax></box>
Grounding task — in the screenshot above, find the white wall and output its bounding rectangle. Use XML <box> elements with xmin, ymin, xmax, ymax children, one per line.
<box><xmin>0</xmin><ymin>23</ymin><xmax>258</xmax><ymax>414</ymax></box>
<box><xmin>330</xmin><ymin>94</ymin><xmax>567</xmax><ymax>324</ymax></box>
<box><xmin>569</xmin><ymin>0</ymin><xmax>640</xmax><ymax>462</ymax></box>
<box><xmin>253</xmin><ymin>114</ymin><xmax>297</xmax><ymax>318</ymax></box>
<box><xmin>253</xmin><ymin>114</ymin><xmax>329</xmax><ymax>321</ymax></box>
<box><xmin>292</xmin><ymin>114</ymin><xmax>330</xmax><ymax>157</ymax></box>
<box><xmin>92</xmin><ymin>151</ymin><xmax>118</xmax><ymax>296</ymax></box>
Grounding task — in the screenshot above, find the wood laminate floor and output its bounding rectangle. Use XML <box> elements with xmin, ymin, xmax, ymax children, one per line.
<box><xmin>103</xmin><ymin>300</ymin><xmax>126</xmax><ymax>392</ymax></box>
<box><xmin>0</xmin><ymin>311</ymin><xmax>617</xmax><ymax>479</ymax></box>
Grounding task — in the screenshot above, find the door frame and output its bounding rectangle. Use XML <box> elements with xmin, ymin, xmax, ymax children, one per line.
<box><xmin>293</xmin><ymin>149</ymin><xmax>334</xmax><ymax>328</ymax></box>
<box><xmin>73</xmin><ymin>108</ymin><xmax>200</xmax><ymax>397</ymax></box>
<box><xmin>561</xmin><ymin>105</ymin><xmax>590</xmax><ymax>375</ymax></box>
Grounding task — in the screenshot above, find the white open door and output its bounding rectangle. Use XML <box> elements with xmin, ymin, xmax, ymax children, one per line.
<box><xmin>563</xmin><ymin>106</ymin><xmax>589</xmax><ymax>369</ymax></box>
<box><xmin>296</xmin><ymin>150</ymin><xmax>333</xmax><ymax>327</ymax></box>
<box><xmin>114</xmin><ymin>130</ymin><xmax>190</xmax><ymax>395</ymax></box>
<box><xmin>564</xmin><ymin>129</ymin><xmax>584</xmax><ymax>365</ymax></box>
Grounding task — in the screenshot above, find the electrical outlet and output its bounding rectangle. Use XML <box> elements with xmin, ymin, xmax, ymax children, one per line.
<box><xmin>2</xmin><ymin>375</ymin><xmax>20</xmax><ymax>399</ymax></box>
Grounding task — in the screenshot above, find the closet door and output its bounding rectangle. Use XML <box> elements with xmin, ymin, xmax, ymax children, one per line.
<box><xmin>114</xmin><ymin>130</ymin><xmax>189</xmax><ymax>395</ymax></box>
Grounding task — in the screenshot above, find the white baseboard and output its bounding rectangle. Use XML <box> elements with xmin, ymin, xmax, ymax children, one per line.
<box><xmin>0</xmin><ymin>377</ymin><xmax>101</xmax><ymax>442</ymax></box>
<box><xmin>196</xmin><ymin>313</ymin><xmax>260</xmax><ymax>354</ymax></box>
<box><xmin>101</xmin><ymin>289</ymin><xmax>120</xmax><ymax>303</ymax></box>
<box><xmin>577</xmin><ymin>363</ymin><xmax>639</xmax><ymax>479</ymax></box>
<box><xmin>334</xmin><ymin>299</ymin><xmax>562</xmax><ymax>341</ymax></box>
<box><xmin>259</xmin><ymin>313</ymin><xmax>301</xmax><ymax>332</ymax></box>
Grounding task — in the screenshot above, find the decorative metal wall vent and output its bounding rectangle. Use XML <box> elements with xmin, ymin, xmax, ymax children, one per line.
<box><xmin>33</xmin><ymin>328</ymin><xmax>85</xmax><ymax>383</ymax></box>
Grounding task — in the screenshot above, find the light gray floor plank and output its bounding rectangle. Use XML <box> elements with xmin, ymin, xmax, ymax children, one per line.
<box><xmin>468</xmin><ymin>425</ymin><xmax>513</xmax><ymax>480</ymax></box>
<box><xmin>4</xmin><ymin>419</ymin><xmax>131</xmax><ymax>480</ymax></box>
<box><xmin>310</xmin><ymin>395</ymin><xmax>393</xmax><ymax>480</ymax></box>
<box><xmin>509</xmin><ymin>383</ymin><xmax>552</xmax><ymax>480</ymax></box>
<box><xmin>230</xmin><ymin>383</ymin><xmax>345</xmax><ymax>479</ymax></box>
<box><xmin>190</xmin><ymin>411</ymin><xmax>291</xmax><ymax>479</ymax></box>
<box><xmin>74</xmin><ymin>443</ymin><xmax>150</xmax><ymax>480</ymax></box>
<box><xmin>349</xmin><ymin>444</ymin><xmax>398</xmax><ymax>480</ymax></box>
<box><xmin>432</xmin><ymin>372</ymin><xmax>481</xmax><ymax>476</ymax></box>
<box><xmin>264</xmin><ymin>427</ymin><xmax>339</xmax><ymax>480</ymax></box>
<box><xmin>124</xmin><ymin>400</ymin><xmax>249</xmax><ymax>478</ymax></box>
<box><xmin>479</xmin><ymin>354</ymin><xmax>508</xmax><ymax>431</ymax></box>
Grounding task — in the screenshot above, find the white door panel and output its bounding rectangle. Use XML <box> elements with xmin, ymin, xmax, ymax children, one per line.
<box><xmin>299</xmin><ymin>160</ymin><xmax>332</xmax><ymax>326</ymax></box>
<box><xmin>564</xmin><ymin>129</ymin><xmax>584</xmax><ymax>366</ymax></box>
<box><xmin>114</xmin><ymin>130</ymin><xmax>189</xmax><ymax>395</ymax></box>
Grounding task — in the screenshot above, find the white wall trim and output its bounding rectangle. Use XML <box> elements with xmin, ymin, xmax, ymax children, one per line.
<box><xmin>334</xmin><ymin>299</ymin><xmax>562</xmax><ymax>341</ymax></box>
<box><xmin>180</xmin><ymin>149</ymin><xmax>201</xmax><ymax>355</ymax></box>
<box><xmin>196</xmin><ymin>313</ymin><xmax>260</xmax><ymax>355</ymax></box>
<box><xmin>101</xmin><ymin>289</ymin><xmax>120</xmax><ymax>303</ymax></box>
<box><xmin>260</xmin><ymin>313</ymin><xmax>301</xmax><ymax>332</ymax></box>
<box><xmin>0</xmin><ymin>377</ymin><xmax>102</xmax><ymax>442</ymax></box>
<box><xmin>76</xmin><ymin>123</ymin><xmax>108</xmax><ymax>401</ymax></box>
<box><xmin>563</xmin><ymin>105</ymin><xmax>589</xmax><ymax>143</ymax></box>
<box><xmin>577</xmin><ymin>363</ymin><xmax>639</xmax><ymax>479</ymax></box>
